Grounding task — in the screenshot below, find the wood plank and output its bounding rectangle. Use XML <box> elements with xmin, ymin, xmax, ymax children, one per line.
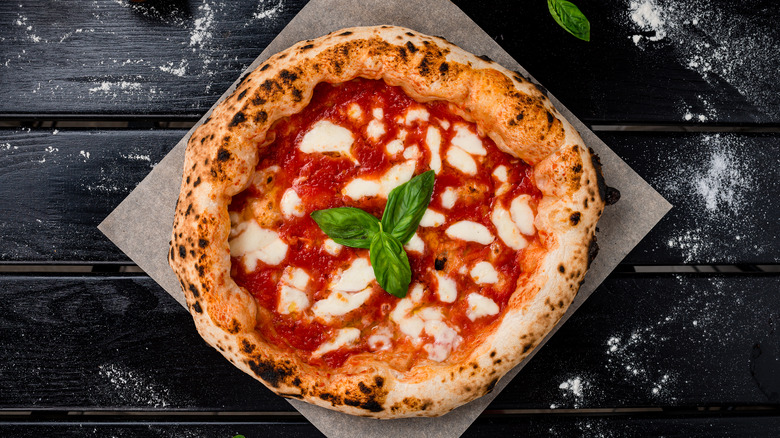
<box><xmin>0</xmin><ymin>0</ymin><xmax>778</xmax><ymax>124</ymax></box>
<box><xmin>2</xmin><ymin>414</ymin><xmax>780</xmax><ymax>438</ymax></box>
<box><xmin>601</xmin><ymin>132</ymin><xmax>780</xmax><ymax>265</ymax></box>
<box><xmin>1</xmin><ymin>129</ymin><xmax>777</xmax><ymax>265</ymax></box>
<box><xmin>0</xmin><ymin>274</ymin><xmax>777</xmax><ymax>411</ymax></box>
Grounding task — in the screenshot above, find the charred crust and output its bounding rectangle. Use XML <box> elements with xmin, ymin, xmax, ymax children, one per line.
<box><xmin>405</xmin><ymin>41</ymin><xmax>418</xmax><ymax>53</ymax></box>
<box><xmin>255</xmin><ymin>110</ymin><xmax>268</xmax><ymax>124</ymax></box>
<box><xmin>279</xmin><ymin>392</ymin><xmax>303</xmax><ymax>399</ymax></box>
<box><xmin>247</xmin><ymin>359</ymin><xmax>293</xmax><ymax>388</ymax></box>
<box><xmin>358</xmin><ymin>382</ymin><xmax>371</xmax><ymax>394</ymax></box>
<box><xmin>339</xmin><ymin>31</ymin><xmax>353</xmax><ymax>36</ymax></box>
<box><xmin>178</xmin><ymin>245</ymin><xmax>186</xmax><ymax>259</ymax></box>
<box><xmin>485</xmin><ymin>377</ymin><xmax>499</xmax><ymax>393</ymax></box>
<box><xmin>291</xmin><ymin>87</ymin><xmax>303</xmax><ymax>102</ymax></box>
<box><xmin>405</xmin><ymin>32</ymin><xmax>415</xmax><ymax>36</ymax></box>
<box><xmin>241</xmin><ymin>339</ymin><xmax>255</xmax><ymax>354</ymax></box>
<box><xmin>589</xmin><ymin>148</ymin><xmax>607</xmax><ymax>202</ymax></box>
<box><xmin>490</xmin><ymin>351</ymin><xmax>496</xmax><ymax>358</ymax></box>
<box><xmin>417</xmin><ymin>56</ymin><xmax>430</xmax><ymax>76</ymax></box>
<box><xmin>185</xmin><ymin>203</ymin><xmax>192</xmax><ymax>216</ymax></box>
<box><xmin>477</xmin><ymin>54</ymin><xmax>493</xmax><ymax>63</ymax></box>
<box><xmin>522</xmin><ymin>344</ymin><xmax>532</xmax><ymax>354</ymax></box>
<box><xmin>605</xmin><ymin>186</ymin><xmax>621</xmax><ymax>205</ymax></box>
<box><xmin>558</xmin><ymin>264</ymin><xmax>565</xmax><ymax>273</ymax></box>
<box><xmin>512</xmin><ymin>70</ymin><xmax>530</xmax><ymax>82</ymax></box>
<box><xmin>532</xmin><ymin>81</ymin><xmax>548</xmax><ymax>96</ymax></box>
<box><xmin>546</xmin><ymin>110</ymin><xmax>554</xmax><ymax>124</ymax></box>
<box><xmin>198</xmin><ymin>238</ymin><xmax>208</xmax><ymax>248</ymax></box>
<box><xmin>188</xmin><ymin>283</ymin><xmax>200</xmax><ymax>298</ymax></box>
<box><xmin>229</xmin><ymin>111</ymin><xmax>246</xmax><ymax>127</ymax></box>
<box><xmin>292</xmin><ymin>377</ymin><xmax>302</xmax><ymax>387</ymax></box>
<box><xmin>193</xmin><ymin>176</ymin><xmax>201</xmax><ymax>187</ymax></box>
<box><xmin>237</xmin><ymin>89</ymin><xmax>247</xmax><ymax>100</ymax></box>
<box><xmin>251</xmin><ymin>94</ymin><xmax>266</xmax><ymax>105</ymax></box>
<box><xmin>434</xmin><ymin>257</ymin><xmax>447</xmax><ymax>270</ymax></box>
<box><xmin>570</xmin><ymin>212</ymin><xmax>581</xmax><ymax>226</ymax></box>
<box><xmin>300</xmin><ymin>43</ymin><xmax>314</xmax><ymax>51</ymax></box>
<box><xmin>217</xmin><ymin>148</ymin><xmax>231</xmax><ymax>162</ymax></box>
<box><xmin>191</xmin><ymin>301</ymin><xmax>203</xmax><ymax>313</ymax></box>
<box><xmin>259</xmin><ymin>63</ymin><xmax>270</xmax><ymax>71</ymax></box>
<box><xmin>374</xmin><ymin>376</ymin><xmax>384</xmax><ymax>387</ymax></box>
<box><xmin>279</xmin><ymin>69</ymin><xmax>298</xmax><ymax>84</ymax></box>
<box><xmin>397</xmin><ymin>47</ymin><xmax>408</xmax><ymax>61</ymax></box>
<box><xmin>439</xmin><ymin>62</ymin><xmax>449</xmax><ymax>74</ymax></box>
<box><xmin>588</xmin><ymin>235</ymin><xmax>600</xmax><ymax>267</ymax></box>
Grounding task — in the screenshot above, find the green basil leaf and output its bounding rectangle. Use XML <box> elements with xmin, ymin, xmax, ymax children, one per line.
<box><xmin>381</xmin><ymin>170</ymin><xmax>435</xmax><ymax>244</ymax></box>
<box><xmin>369</xmin><ymin>231</ymin><xmax>412</xmax><ymax>298</ymax></box>
<box><xmin>310</xmin><ymin>207</ymin><xmax>380</xmax><ymax>249</ymax></box>
<box><xmin>547</xmin><ymin>0</ymin><xmax>591</xmax><ymax>41</ymax></box>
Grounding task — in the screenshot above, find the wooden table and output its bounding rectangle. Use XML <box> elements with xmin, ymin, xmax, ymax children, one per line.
<box><xmin>1</xmin><ymin>0</ymin><xmax>778</xmax><ymax>436</ymax></box>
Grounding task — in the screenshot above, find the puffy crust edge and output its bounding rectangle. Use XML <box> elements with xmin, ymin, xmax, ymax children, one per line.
<box><xmin>168</xmin><ymin>25</ymin><xmax>605</xmax><ymax>418</ymax></box>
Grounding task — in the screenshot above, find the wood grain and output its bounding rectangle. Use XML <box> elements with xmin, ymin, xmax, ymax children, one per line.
<box><xmin>1</xmin><ymin>130</ymin><xmax>777</xmax><ymax>265</ymax></box>
<box><xmin>0</xmin><ymin>274</ymin><xmax>776</xmax><ymax>411</ymax></box>
<box><xmin>0</xmin><ymin>0</ymin><xmax>777</xmax><ymax>124</ymax></box>
<box><xmin>3</xmin><ymin>414</ymin><xmax>780</xmax><ymax>438</ymax></box>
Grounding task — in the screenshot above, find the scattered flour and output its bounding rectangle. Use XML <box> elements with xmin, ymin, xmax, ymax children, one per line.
<box><xmin>159</xmin><ymin>60</ymin><xmax>189</xmax><ymax>77</ymax></box>
<box><xmin>98</xmin><ymin>363</ymin><xmax>172</xmax><ymax>408</ymax></box>
<box><xmin>654</xmin><ymin>134</ymin><xmax>757</xmax><ymax>262</ymax></box>
<box><xmin>625</xmin><ymin>0</ymin><xmax>780</xmax><ymax>119</ymax></box>
<box><xmin>559</xmin><ymin>376</ymin><xmax>584</xmax><ymax>397</ymax></box>
<box><xmin>189</xmin><ymin>2</ymin><xmax>214</xmax><ymax>49</ymax></box>
<box><xmin>80</xmin><ymin>150</ymin><xmax>91</xmax><ymax>159</ymax></box>
<box><xmin>253</xmin><ymin>0</ymin><xmax>284</xmax><ymax>20</ymax></box>
<box><xmin>88</xmin><ymin>81</ymin><xmax>143</xmax><ymax>94</ymax></box>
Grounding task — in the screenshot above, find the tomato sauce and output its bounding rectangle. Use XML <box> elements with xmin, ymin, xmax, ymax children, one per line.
<box><xmin>229</xmin><ymin>79</ymin><xmax>542</xmax><ymax>369</ymax></box>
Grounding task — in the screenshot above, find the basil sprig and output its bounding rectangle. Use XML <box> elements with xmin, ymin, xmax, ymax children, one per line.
<box><xmin>311</xmin><ymin>170</ymin><xmax>435</xmax><ymax>298</ymax></box>
<box><xmin>547</xmin><ymin>0</ymin><xmax>591</xmax><ymax>41</ymax></box>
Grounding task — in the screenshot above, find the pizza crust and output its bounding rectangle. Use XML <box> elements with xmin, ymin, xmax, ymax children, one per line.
<box><xmin>169</xmin><ymin>25</ymin><xmax>605</xmax><ymax>418</ymax></box>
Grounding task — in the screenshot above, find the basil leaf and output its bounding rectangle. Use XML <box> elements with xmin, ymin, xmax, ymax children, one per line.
<box><xmin>310</xmin><ymin>207</ymin><xmax>380</xmax><ymax>249</ymax></box>
<box><xmin>381</xmin><ymin>170</ymin><xmax>435</xmax><ymax>244</ymax></box>
<box><xmin>369</xmin><ymin>231</ymin><xmax>412</xmax><ymax>298</ymax></box>
<box><xmin>547</xmin><ymin>0</ymin><xmax>591</xmax><ymax>41</ymax></box>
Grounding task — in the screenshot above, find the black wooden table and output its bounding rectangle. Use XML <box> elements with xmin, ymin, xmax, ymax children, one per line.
<box><xmin>1</xmin><ymin>0</ymin><xmax>779</xmax><ymax>436</ymax></box>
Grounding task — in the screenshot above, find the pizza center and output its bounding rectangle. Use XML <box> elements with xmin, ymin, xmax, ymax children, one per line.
<box><xmin>228</xmin><ymin>79</ymin><xmax>542</xmax><ymax>370</ymax></box>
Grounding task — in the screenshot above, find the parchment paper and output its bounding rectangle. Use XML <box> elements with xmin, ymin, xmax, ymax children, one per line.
<box><xmin>99</xmin><ymin>0</ymin><xmax>672</xmax><ymax>436</ymax></box>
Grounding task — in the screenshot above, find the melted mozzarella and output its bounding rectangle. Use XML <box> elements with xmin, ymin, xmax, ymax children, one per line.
<box><xmin>419</xmin><ymin>208</ymin><xmax>445</xmax><ymax>227</ymax></box>
<box><xmin>425</xmin><ymin>126</ymin><xmax>442</xmax><ymax>173</ymax></box>
<box><xmin>434</xmin><ymin>272</ymin><xmax>457</xmax><ymax>303</ymax></box>
<box><xmin>332</xmin><ymin>257</ymin><xmax>375</xmax><ymax>292</ymax></box>
<box><xmin>510</xmin><ymin>194</ymin><xmax>535</xmax><ymax>235</ymax></box>
<box><xmin>402</xmin><ymin>144</ymin><xmax>420</xmax><ymax>160</ymax></box>
<box><xmin>409</xmin><ymin>283</ymin><xmax>425</xmax><ymax>302</ymax></box>
<box><xmin>440</xmin><ymin>187</ymin><xmax>457</xmax><ymax>209</ymax></box>
<box><xmin>229</xmin><ymin>220</ymin><xmax>288</xmax><ymax>270</ymax></box>
<box><xmin>385</xmin><ymin>139</ymin><xmax>404</xmax><ymax>155</ymax></box>
<box><xmin>466</xmin><ymin>293</ymin><xmax>500</xmax><ymax>321</ymax></box>
<box><xmin>445</xmin><ymin>221</ymin><xmax>494</xmax><ymax>245</ymax></box>
<box><xmin>404</xmin><ymin>232</ymin><xmax>425</xmax><ymax>253</ymax></box>
<box><xmin>367</xmin><ymin>327</ymin><xmax>392</xmax><ymax>351</ymax></box>
<box><xmin>445</xmin><ymin>146</ymin><xmax>477</xmax><ymax>175</ymax></box>
<box><xmin>347</xmin><ymin>103</ymin><xmax>363</xmax><ymax>121</ymax></box>
<box><xmin>391</xmin><ymin>298</ymin><xmax>424</xmax><ymax>339</ymax></box>
<box><xmin>451</xmin><ymin>124</ymin><xmax>487</xmax><ymax>155</ymax></box>
<box><xmin>492</xmin><ymin>165</ymin><xmax>511</xmax><ymax>196</ymax></box>
<box><xmin>404</xmin><ymin>107</ymin><xmax>430</xmax><ymax>125</ymax></box>
<box><xmin>278</xmin><ymin>285</ymin><xmax>309</xmax><ymax>315</ymax></box>
<box><xmin>312</xmin><ymin>327</ymin><xmax>360</xmax><ymax>357</ymax></box>
<box><xmin>470</xmin><ymin>261</ymin><xmax>499</xmax><ymax>284</ymax></box>
<box><xmin>299</xmin><ymin>120</ymin><xmax>355</xmax><ymax>161</ymax></box>
<box><xmin>343</xmin><ymin>178</ymin><xmax>381</xmax><ymax>199</ymax></box>
<box><xmin>342</xmin><ymin>160</ymin><xmax>416</xmax><ymax>200</ymax></box>
<box><xmin>280</xmin><ymin>188</ymin><xmax>304</xmax><ymax>218</ymax></box>
<box><xmin>492</xmin><ymin>165</ymin><xmax>508</xmax><ymax>182</ymax></box>
<box><xmin>437</xmin><ymin>118</ymin><xmax>451</xmax><ymax>130</ymax></box>
<box><xmin>491</xmin><ymin>206</ymin><xmax>527</xmax><ymax>250</ymax></box>
<box><xmin>312</xmin><ymin>289</ymin><xmax>373</xmax><ymax>320</ymax></box>
<box><xmin>423</xmin><ymin>320</ymin><xmax>460</xmax><ymax>362</ymax></box>
<box><xmin>282</xmin><ymin>266</ymin><xmax>310</xmax><ymax>290</ymax></box>
<box><xmin>323</xmin><ymin>238</ymin><xmax>343</xmax><ymax>256</ymax></box>
<box><xmin>372</xmin><ymin>107</ymin><xmax>383</xmax><ymax>119</ymax></box>
<box><xmin>366</xmin><ymin>119</ymin><xmax>385</xmax><ymax>140</ymax></box>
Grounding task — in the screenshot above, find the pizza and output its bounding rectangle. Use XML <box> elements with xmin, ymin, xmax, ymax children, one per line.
<box><xmin>169</xmin><ymin>25</ymin><xmax>606</xmax><ymax>418</ymax></box>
